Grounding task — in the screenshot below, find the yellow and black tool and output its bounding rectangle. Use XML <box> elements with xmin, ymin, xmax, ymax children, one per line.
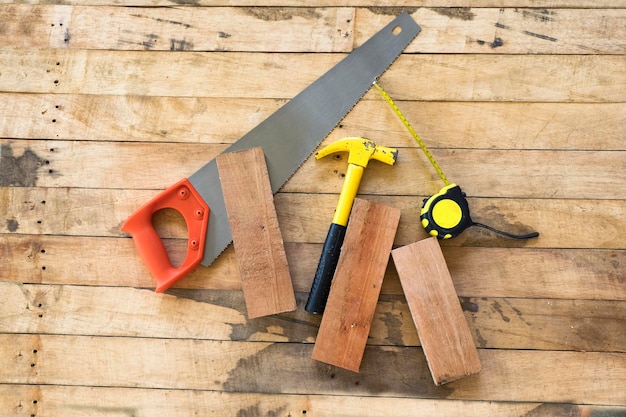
<box><xmin>420</xmin><ymin>183</ymin><xmax>472</xmax><ymax>239</ymax></box>
<box><xmin>305</xmin><ymin>137</ymin><xmax>398</xmax><ymax>314</ymax></box>
<box><xmin>374</xmin><ymin>81</ymin><xmax>539</xmax><ymax>240</ymax></box>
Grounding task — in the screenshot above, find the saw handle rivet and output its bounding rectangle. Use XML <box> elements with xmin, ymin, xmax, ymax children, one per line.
<box><xmin>194</xmin><ymin>208</ymin><xmax>204</xmax><ymax>219</ymax></box>
<box><xmin>189</xmin><ymin>239</ymin><xmax>199</xmax><ymax>250</ymax></box>
<box><xmin>177</xmin><ymin>187</ymin><xmax>190</xmax><ymax>200</ymax></box>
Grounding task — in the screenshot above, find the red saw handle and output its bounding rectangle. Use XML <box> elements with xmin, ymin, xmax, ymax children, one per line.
<box><xmin>121</xmin><ymin>178</ymin><xmax>209</xmax><ymax>293</ymax></box>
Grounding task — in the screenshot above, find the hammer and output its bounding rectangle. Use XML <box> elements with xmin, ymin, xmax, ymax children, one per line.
<box><xmin>305</xmin><ymin>137</ymin><xmax>398</xmax><ymax>314</ymax></box>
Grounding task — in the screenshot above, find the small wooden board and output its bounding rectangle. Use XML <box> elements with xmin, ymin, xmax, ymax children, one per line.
<box><xmin>392</xmin><ymin>237</ymin><xmax>481</xmax><ymax>385</ymax></box>
<box><xmin>216</xmin><ymin>147</ymin><xmax>296</xmax><ymax>319</ymax></box>
<box><xmin>312</xmin><ymin>198</ymin><xmax>401</xmax><ymax>372</ymax></box>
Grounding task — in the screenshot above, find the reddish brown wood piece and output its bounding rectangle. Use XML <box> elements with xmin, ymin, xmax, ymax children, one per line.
<box><xmin>392</xmin><ymin>237</ymin><xmax>481</xmax><ymax>385</ymax></box>
<box><xmin>312</xmin><ymin>198</ymin><xmax>401</xmax><ymax>372</ymax></box>
<box><xmin>217</xmin><ymin>147</ymin><xmax>296</xmax><ymax>319</ymax></box>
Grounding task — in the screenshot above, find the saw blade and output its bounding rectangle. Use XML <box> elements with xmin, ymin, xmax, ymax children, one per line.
<box><xmin>189</xmin><ymin>13</ymin><xmax>421</xmax><ymax>266</ymax></box>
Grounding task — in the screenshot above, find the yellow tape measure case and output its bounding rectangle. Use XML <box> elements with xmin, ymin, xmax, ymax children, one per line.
<box><xmin>420</xmin><ymin>184</ymin><xmax>473</xmax><ymax>239</ymax></box>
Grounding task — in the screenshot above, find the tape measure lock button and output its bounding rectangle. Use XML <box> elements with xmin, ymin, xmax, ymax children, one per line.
<box><xmin>420</xmin><ymin>184</ymin><xmax>473</xmax><ymax>239</ymax></box>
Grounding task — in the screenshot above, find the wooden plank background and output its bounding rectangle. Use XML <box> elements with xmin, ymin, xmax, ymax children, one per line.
<box><xmin>1</xmin><ymin>2</ymin><xmax>625</xmax><ymax>416</ymax></box>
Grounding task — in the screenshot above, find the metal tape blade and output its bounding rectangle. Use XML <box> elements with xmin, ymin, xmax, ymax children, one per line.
<box><xmin>189</xmin><ymin>12</ymin><xmax>421</xmax><ymax>267</ymax></box>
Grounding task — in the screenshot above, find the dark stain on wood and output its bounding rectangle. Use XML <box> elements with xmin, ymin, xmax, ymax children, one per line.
<box><xmin>430</xmin><ymin>7</ymin><xmax>475</xmax><ymax>21</ymax></box>
<box><xmin>608</xmin><ymin>251</ymin><xmax>626</xmax><ymax>284</ymax></box>
<box><xmin>488</xmin><ymin>37</ymin><xmax>504</xmax><ymax>48</ymax></box>
<box><xmin>130</xmin><ymin>14</ymin><xmax>193</xmax><ymax>29</ymax></box>
<box><xmin>219</xmin><ymin>31</ymin><xmax>232</xmax><ymax>38</ymax></box>
<box><xmin>380</xmin><ymin>311</ymin><xmax>405</xmax><ymax>346</ymax></box>
<box><xmin>459</xmin><ymin>297</ymin><xmax>479</xmax><ymax>313</ymax></box>
<box><xmin>522</xmin><ymin>30</ymin><xmax>558</xmax><ymax>42</ymax></box>
<box><xmin>142</xmin><ymin>34</ymin><xmax>159</xmax><ymax>49</ymax></box>
<box><xmin>227</xmin><ymin>314</ymin><xmax>314</xmax><ymax>342</ymax></box>
<box><xmin>495</xmin><ymin>21</ymin><xmax>557</xmax><ymax>43</ymax></box>
<box><xmin>0</xmin><ymin>144</ymin><xmax>45</xmax><ymax>187</ymax></box>
<box><xmin>170</xmin><ymin>38</ymin><xmax>194</xmax><ymax>51</ymax></box>
<box><xmin>241</xmin><ymin>7</ymin><xmax>322</xmax><ymax>22</ymax></box>
<box><xmin>64</xmin><ymin>405</ymin><xmax>139</xmax><ymax>417</ymax></box>
<box><xmin>515</xmin><ymin>8</ymin><xmax>556</xmax><ymax>23</ymax></box>
<box><xmin>491</xmin><ymin>300</ymin><xmax>510</xmax><ymax>322</ymax></box>
<box><xmin>169</xmin><ymin>0</ymin><xmax>199</xmax><ymax>5</ymax></box>
<box><xmin>503</xmin><ymin>298</ymin><xmax>532</xmax><ymax>326</ymax></box>
<box><xmin>6</xmin><ymin>219</ymin><xmax>19</xmax><ymax>232</ymax></box>
<box><xmin>366</xmin><ymin>7</ymin><xmax>419</xmax><ymax>16</ymax></box>
<box><xmin>474</xmin><ymin>328</ymin><xmax>487</xmax><ymax>348</ymax></box>
<box><xmin>587</xmin><ymin>409</ymin><xmax>626</xmax><ymax>417</ymax></box>
<box><xmin>236</xmin><ymin>403</ymin><xmax>287</xmax><ymax>417</ymax></box>
<box><xmin>520</xmin><ymin>404</ymin><xmax>584</xmax><ymax>417</ymax></box>
<box><xmin>168</xmin><ymin>289</ymin><xmax>320</xmax><ymax>342</ymax></box>
<box><xmin>223</xmin><ymin>343</ymin><xmax>455</xmax><ymax>398</ymax></box>
<box><xmin>495</xmin><ymin>22</ymin><xmax>511</xmax><ymax>30</ymax></box>
<box><xmin>236</xmin><ymin>405</ymin><xmax>261</xmax><ymax>417</ymax></box>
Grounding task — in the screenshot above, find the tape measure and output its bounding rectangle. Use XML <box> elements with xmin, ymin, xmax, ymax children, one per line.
<box><xmin>373</xmin><ymin>82</ymin><xmax>450</xmax><ymax>186</ymax></box>
<box><xmin>420</xmin><ymin>183</ymin><xmax>472</xmax><ymax>239</ymax></box>
<box><xmin>374</xmin><ymin>81</ymin><xmax>539</xmax><ymax>240</ymax></box>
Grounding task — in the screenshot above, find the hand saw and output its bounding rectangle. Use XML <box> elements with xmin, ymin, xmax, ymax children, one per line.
<box><xmin>122</xmin><ymin>13</ymin><xmax>421</xmax><ymax>292</ymax></box>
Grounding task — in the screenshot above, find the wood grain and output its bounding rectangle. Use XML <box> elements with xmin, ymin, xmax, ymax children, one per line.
<box><xmin>357</xmin><ymin>8</ymin><xmax>626</xmax><ymax>54</ymax></box>
<box><xmin>2</xmin><ymin>282</ymin><xmax>625</xmax><ymax>352</ymax></box>
<box><xmin>2</xmin><ymin>139</ymin><xmax>625</xmax><ymax>200</ymax></box>
<box><xmin>312</xmin><ymin>198</ymin><xmax>400</xmax><ymax>371</ymax></box>
<box><xmin>0</xmin><ymin>1</ymin><xmax>624</xmax><ymax>9</ymax></box>
<box><xmin>3</xmin><ymin>6</ymin><xmax>623</xmax><ymax>54</ymax></box>
<box><xmin>2</xmin><ymin>188</ymin><xmax>626</xmax><ymax>250</ymax></box>
<box><xmin>0</xmin><ymin>50</ymin><xmax>622</xmax><ymax>102</ymax></box>
<box><xmin>1</xmin><ymin>2</ymin><xmax>624</xmax><ymax>413</ymax></box>
<box><xmin>1</xmin><ymin>334</ymin><xmax>625</xmax><ymax>404</ymax></box>
<box><xmin>217</xmin><ymin>147</ymin><xmax>296</xmax><ymax>318</ymax></box>
<box><xmin>3</xmin><ymin>385</ymin><xmax>624</xmax><ymax>417</ymax></box>
<box><xmin>2</xmin><ymin>94</ymin><xmax>623</xmax><ymax>150</ymax></box>
<box><xmin>392</xmin><ymin>237</ymin><xmax>481</xmax><ymax>385</ymax></box>
<box><xmin>0</xmin><ymin>5</ymin><xmax>355</xmax><ymax>52</ymax></box>
<box><xmin>3</xmin><ymin>236</ymin><xmax>625</xmax><ymax>302</ymax></box>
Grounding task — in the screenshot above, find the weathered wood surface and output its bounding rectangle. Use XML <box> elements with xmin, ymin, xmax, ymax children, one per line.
<box><xmin>1</xmin><ymin>94</ymin><xmax>624</xmax><ymax>150</ymax></box>
<box><xmin>1</xmin><ymin>333</ymin><xmax>626</xmax><ymax>404</ymax></box>
<box><xmin>1</xmin><ymin>3</ymin><xmax>625</xmax><ymax>416</ymax></box>
<box><xmin>1</xmin><ymin>50</ymin><xmax>623</xmax><ymax>101</ymax></box>
<box><xmin>3</xmin><ymin>188</ymin><xmax>626</xmax><ymax>250</ymax></box>
<box><xmin>1</xmin><ymin>6</ymin><xmax>624</xmax><ymax>54</ymax></box>
<box><xmin>2</xmin><ymin>1</ymin><xmax>626</xmax><ymax>9</ymax></box>
<box><xmin>312</xmin><ymin>199</ymin><xmax>400</xmax><ymax>372</ymax></box>
<box><xmin>393</xmin><ymin>237</ymin><xmax>482</xmax><ymax>385</ymax></box>
<box><xmin>3</xmin><ymin>386</ymin><xmax>624</xmax><ymax>417</ymax></box>
<box><xmin>1</xmin><ymin>282</ymin><xmax>625</xmax><ymax>352</ymax></box>
<box><xmin>2</xmin><ymin>236</ymin><xmax>626</xmax><ymax>302</ymax></box>
<box><xmin>218</xmin><ymin>147</ymin><xmax>296</xmax><ymax>318</ymax></box>
<box><xmin>2</xmin><ymin>140</ymin><xmax>626</xmax><ymax>199</ymax></box>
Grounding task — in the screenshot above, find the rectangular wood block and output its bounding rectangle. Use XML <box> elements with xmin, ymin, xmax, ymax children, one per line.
<box><xmin>216</xmin><ymin>147</ymin><xmax>296</xmax><ymax>319</ymax></box>
<box><xmin>311</xmin><ymin>198</ymin><xmax>401</xmax><ymax>372</ymax></box>
<box><xmin>391</xmin><ymin>237</ymin><xmax>481</xmax><ymax>385</ymax></box>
